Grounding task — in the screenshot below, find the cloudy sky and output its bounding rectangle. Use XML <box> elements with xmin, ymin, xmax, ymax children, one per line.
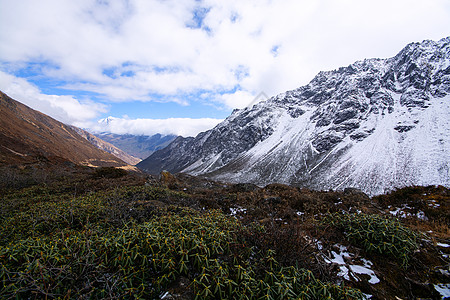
<box><xmin>1</xmin><ymin>0</ymin><xmax>449</xmax><ymax>136</ymax></box>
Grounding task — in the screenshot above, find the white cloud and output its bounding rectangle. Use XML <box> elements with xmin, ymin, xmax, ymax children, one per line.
<box><xmin>91</xmin><ymin>116</ymin><xmax>223</xmax><ymax>137</ymax></box>
<box><xmin>0</xmin><ymin>71</ymin><xmax>107</xmax><ymax>126</ymax></box>
<box><xmin>218</xmin><ymin>90</ymin><xmax>256</xmax><ymax>109</ymax></box>
<box><xmin>1</xmin><ymin>0</ymin><xmax>450</xmax><ymax>112</ymax></box>
<box><xmin>0</xmin><ymin>71</ymin><xmax>221</xmax><ymax>136</ymax></box>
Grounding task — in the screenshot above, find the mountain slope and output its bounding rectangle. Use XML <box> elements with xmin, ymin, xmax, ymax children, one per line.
<box><xmin>0</xmin><ymin>91</ymin><xmax>127</xmax><ymax>167</ymax></box>
<box><xmin>138</xmin><ymin>37</ymin><xmax>450</xmax><ymax>195</ymax></box>
<box><xmin>94</xmin><ymin>132</ymin><xmax>176</xmax><ymax>160</ymax></box>
<box><xmin>71</xmin><ymin>127</ymin><xmax>141</xmax><ymax>165</ymax></box>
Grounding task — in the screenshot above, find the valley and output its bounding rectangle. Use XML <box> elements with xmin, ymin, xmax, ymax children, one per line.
<box><xmin>0</xmin><ymin>36</ymin><xmax>449</xmax><ymax>299</ymax></box>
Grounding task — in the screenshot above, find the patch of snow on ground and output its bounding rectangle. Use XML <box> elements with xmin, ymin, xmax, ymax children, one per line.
<box><xmin>316</xmin><ymin>240</ymin><xmax>323</xmax><ymax>250</ymax></box>
<box><xmin>428</xmin><ymin>200</ymin><xmax>440</xmax><ymax>208</ymax></box>
<box><xmin>337</xmin><ymin>265</ymin><xmax>350</xmax><ymax>281</ymax></box>
<box><xmin>362</xmin><ymin>293</ymin><xmax>373</xmax><ymax>299</ymax></box>
<box><xmin>324</xmin><ymin>244</ymin><xmax>380</xmax><ymax>284</ymax></box>
<box><xmin>350</xmin><ymin>262</ymin><xmax>380</xmax><ymax>284</ymax></box>
<box><xmin>388</xmin><ymin>205</ymin><xmax>428</xmax><ymax>220</ymax></box>
<box><xmin>434</xmin><ymin>284</ymin><xmax>450</xmax><ymax>298</ymax></box>
<box><xmin>416</xmin><ymin>211</ymin><xmax>428</xmax><ymax>221</ymax></box>
<box><xmin>389</xmin><ymin>204</ymin><xmax>411</xmax><ymax>218</ymax></box>
<box><xmin>229</xmin><ymin>207</ymin><xmax>246</xmax><ymax>216</ymax></box>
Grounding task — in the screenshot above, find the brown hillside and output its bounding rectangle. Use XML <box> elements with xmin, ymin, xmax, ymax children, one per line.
<box><xmin>71</xmin><ymin>126</ymin><xmax>141</xmax><ymax>165</ymax></box>
<box><xmin>0</xmin><ymin>91</ymin><xmax>126</xmax><ymax>167</ymax></box>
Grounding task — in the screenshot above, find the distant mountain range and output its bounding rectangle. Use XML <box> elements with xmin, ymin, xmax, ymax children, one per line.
<box><xmin>71</xmin><ymin>127</ymin><xmax>141</xmax><ymax>165</ymax></box>
<box><xmin>138</xmin><ymin>37</ymin><xmax>450</xmax><ymax>196</ymax></box>
<box><xmin>0</xmin><ymin>91</ymin><xmax>127</xmax><ymax>168</ymax></box>
<box><xmin>94</xmin><ymin>132</ymin><xmax>176</xmax><ymax>160</ymax></box>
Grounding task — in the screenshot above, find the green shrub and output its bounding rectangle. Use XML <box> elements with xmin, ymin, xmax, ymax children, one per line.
<box><xmin>0</xmin><ymin>185</ymin><xmax>187</xmax><ymax>244</ymax></box>
<box><xmin>92</xmin><ymin>167</ymin><xmax>128</xmax><ymax>178</ymax></box>
<box><xmin>1</xmin><ymin>207</ymin><xmax>364</xmax><ymax>299</ymax></box>
<box><xmin>323</xmin><ymin>212</ymin><xmax>419</xmax><ymax>267</ymax></box>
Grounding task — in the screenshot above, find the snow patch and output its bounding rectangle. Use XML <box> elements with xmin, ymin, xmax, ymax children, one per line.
<box><xmin>428</xmin><ymin>200</ymin><xmax>440</xmax><ymax>208</ymax></box>
<box><xmin>434</xmin><ymin>284</ymin><xmax>450</xmax><ymax>298</ymax></box>
<box><xmin>324</xmin><ymin>245</ymin><xmax>380</xmax><ymax>284</ymax></box>
<box><xmin>229</xmin><ymin>207</ymin><xmax>246</xmax><ymax>216</ymax></box>
<box><xmin>388</xmin><ymin>204</ymin><xmax>428</xmax><ymax>220</ymax></box>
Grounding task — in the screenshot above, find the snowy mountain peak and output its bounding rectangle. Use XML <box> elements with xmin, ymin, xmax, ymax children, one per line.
<box><xmin>98</xmin><ymin>116</ymin><xmax>118</xmax><ymax>125</ymax></box>
<box><xmin>138</xmin><ymin>37</ymin><xmax>450</xmax><ymax>196</ymax></box>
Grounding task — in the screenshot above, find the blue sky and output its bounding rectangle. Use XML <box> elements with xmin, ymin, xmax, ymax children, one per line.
<box><xmin>1</xmin><ymin>0</ymin><xmax>450</xmax><ymax>136</ymax></box>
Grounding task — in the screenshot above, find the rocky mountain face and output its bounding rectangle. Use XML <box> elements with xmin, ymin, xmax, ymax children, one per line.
<box><xmin>71</xmin><ymin>127</ymin><xmax>141</xmax><ymax>165</ymax></box>
<box><xmin>138</xmin><ymin>37</ymin><xmax>450</xmax><ymax>196</ymax></box>
<box><xmin>0</xmin><ymin>91</ymin><xmax>127</xmax><ymax>168</ymax></box>
<box><xmin>94</xmin><ymin>132</ymin><xmax>176</xmax><ymax>160</ymax></box>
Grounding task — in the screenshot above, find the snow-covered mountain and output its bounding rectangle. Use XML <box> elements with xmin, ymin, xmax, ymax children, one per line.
<box><xmin>138</xmin><ymin>37</ymin><xmax>450</xmax><ymax>196</ymax></box>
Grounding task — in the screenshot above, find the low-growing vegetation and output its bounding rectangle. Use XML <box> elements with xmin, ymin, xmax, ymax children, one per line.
<box><xmin>0</xmin><ymin>168</ymin><xmax>448</xmax><ymax>299</ymax></box>
<box><xmin>322</xmin><ymin>212</ymin><xmax>420</xmax><ymax>267</ymax></box>
<box><xmin>0</xmin><ymin>195</ymin><xmax>363</xmax><ymax>299</ymax></box>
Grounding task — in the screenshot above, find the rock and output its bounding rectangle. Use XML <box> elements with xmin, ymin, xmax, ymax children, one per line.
<box><xmin>160</xmin><ymin>170</ymin><xmax>181</xmax><ymax>188</ymax></box>
<box><xmin>394</xmin><ymin>125</ymin><xmax>415</xmax><ymax>133</ymax></box>
<box><xmin>312</xmin><ymin>133</ymin><xmax>343</xmax><ymax>152</ymax></box>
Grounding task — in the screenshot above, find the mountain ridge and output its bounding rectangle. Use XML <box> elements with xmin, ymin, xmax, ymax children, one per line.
<box><xmin>138</xmin><ymin>37</ymin><xmax>450</xmax><ymax>196</ymax></box>
<box><xmin>70</xmin><ymin>127</ymin><xmax>141</xmax><ymax>165</ymax></box>
<box><xmin>93</xmin><ymin>132</ymin><xmax>177</xmax><ymax>160</ymax></box>
<box><xmin>0</xmin><ymin>91</ymin><xmax>128</xmax><ymax>168</ymax></box>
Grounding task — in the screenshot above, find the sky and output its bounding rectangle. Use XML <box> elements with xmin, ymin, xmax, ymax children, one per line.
<box><xmin>1</xmin><ymin>0</ymin><xmax>450</xmax><ymax>137</ymax></box>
